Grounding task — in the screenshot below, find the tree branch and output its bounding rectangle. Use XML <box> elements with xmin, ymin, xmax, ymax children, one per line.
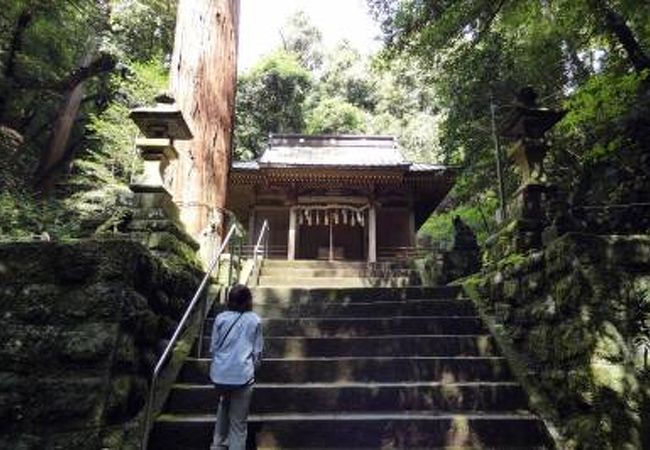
<box><xmin>0</xmin><ymin>8</ymin><xmax>33</xmax><ymax>122</ymax></box>
<box><xmin>477</xmin><ymin>0</ymin><xmax>508</xmax><ymax>42</ymax></box>
<box><xmin>595</xmin><ymin>0</ymin><xmax>650</xmax><ymax>72</ymax></box>
<box><xmin>15</xmin><ymin>53</ymin><xmax>118</xmax><ymax>93</ymax></box>
<box><xmin>55</xmin><ymin>53</ymin><xmax>118</xmax><ymax>92</ymax></box>
<box><xmin>4</xmin><ymin>9</ymin><xmax>33</xmax><ymax>79</ymax></box>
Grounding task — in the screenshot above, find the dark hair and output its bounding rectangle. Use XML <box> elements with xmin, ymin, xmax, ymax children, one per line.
<box><xmin>227</xmin><ymin>284</ymin><xmax>252</xmax><ymax>312</ymax></box>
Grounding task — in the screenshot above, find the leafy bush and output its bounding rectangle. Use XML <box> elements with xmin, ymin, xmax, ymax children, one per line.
<box><xmin>558</xmin><ymin>70</ymin><xmax>649</xmax><ymax>163</ymax></box>
<box><xmin>419</xmin><ymin>190</ymin><xmax>499</xmax><ymax>246</ymax></box>
<box><xmin>0</xmin><ymin>190</ymin><xmax>79</xmax><ymax>240</ymax></box>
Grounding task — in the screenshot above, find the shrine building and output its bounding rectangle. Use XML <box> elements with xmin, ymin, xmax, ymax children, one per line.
<box><xmin>227</xmin><ymin>134</ymin><xmax>456</xmax><ymax>262</ymax></box>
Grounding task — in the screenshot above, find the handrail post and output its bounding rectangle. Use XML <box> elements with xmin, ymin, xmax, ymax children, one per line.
<box><xmin>227</xmin><ymin>237</ymin><xmax>234</xmax><ymax>286</ymax></box>
<box><xmin>196</xmin><ymin>293</ymin><xmax>206</xmax><ymax>358</ymax></box>
<box><xmin>237</xmin><ymin>236</ymin><xmax>243</xmax><ymax>282</ymax></box>
<box><xmin>249</xmin><ymin>221</ymin><xmax>269</xmax><ymax>287</ymax></box>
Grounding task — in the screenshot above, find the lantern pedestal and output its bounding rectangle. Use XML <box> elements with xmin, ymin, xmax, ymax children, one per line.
<box><xmin>507</xmin><ymin>138</ymin><xmax>548</xmax><ymax>185</ymax></box>
<box><xmin>130</xmin><ymin>138</ymin><xmax>178</xmax><ymax>193</ymax></box>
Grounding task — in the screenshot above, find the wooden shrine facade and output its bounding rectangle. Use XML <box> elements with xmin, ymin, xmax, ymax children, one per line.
<box><xmin>227</xmin><ymin>134</ymin><xmax>456</xmax><ymax>262</ymax></box>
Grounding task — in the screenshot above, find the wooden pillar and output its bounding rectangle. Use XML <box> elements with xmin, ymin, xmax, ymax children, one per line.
<box><xmin>248</xmin><ymin>208</ymin><xmax>256</xmax><ymax>246</ymax></box>
<box><xmin>329</xmin><ymin>220</ymin><xmax>334</xmax><ymax>261</ymax></box>
<box><xmin>409</xmin><ymin>209</ymin><xmax>416</xmax><ymax>246</ymax></box>
<box><xmin>288</xmin><ymin>207</ymin><xmax>297</xmax><ymax>260</ymax></box>
<box><xmin>368</xmin><ymin>204</ymin><xmax>377</xmax><ymax>263</ymax></box>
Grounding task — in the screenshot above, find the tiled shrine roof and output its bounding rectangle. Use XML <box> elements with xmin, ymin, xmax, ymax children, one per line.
<box><xmin>229</xmin><ymin>135</ymin><xmax>458</xmax><ymax>227</ymax></box>
<box><xmin>232</xmin><ymin>134</ymin><xmax>449</xmax><ymax>174</ymax></box>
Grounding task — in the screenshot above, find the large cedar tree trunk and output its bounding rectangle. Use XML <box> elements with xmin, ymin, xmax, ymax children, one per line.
<box><xmin>170</xmin><ymin>0</ymin><xmax>240</xmax><ymax>238</ymax></box>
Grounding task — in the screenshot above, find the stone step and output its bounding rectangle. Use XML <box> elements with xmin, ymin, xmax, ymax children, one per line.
<box><xmin>179</xmin><ymin>357</ymin><xmax>513</xmax><ymax>384</ymax></box>
<box><xmin>165</xmin><ymin>382</ymin><xmax>530</xmax><ymax>414</ymax></box>
<box><xmin>149</xmin><ymin>412</ymin><xmax>551</xmax><ymax>449</ymax></box>
<box><xmin>261</xmin><ymin>267</ymin><xmax>417</xmax><ymax>278</ymax></box>
<box><xmin>261</xmin><ymin>335</ymin><xmax>498</xmax><ymax>358</ymax></box>
<box><xmin>212</xmin><ymin>299</ymin><xmax>478</xmax><ymax>319</ymax></box>
<box><xmin>253</xmin><ymin>316</ymin><xmax>487</xmax><ymax>337</ymax></box>
<box><xmin>262</xmin><ymin>260</ymin><xmax>413</xmax><ymax>269</ymax></box>
<box><xmin>258</xmin><ymin>276</ymin><xmax>414</xmax><ymax>288</ymax></box>
<box><xmin>251</xmin><ymin>286</ymin><xmax>462</xmax><ymax>303</ymax></box>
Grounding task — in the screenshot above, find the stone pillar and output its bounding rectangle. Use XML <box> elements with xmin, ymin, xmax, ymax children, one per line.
<box><xmin>368</xmin><ymin>204</ymin><xmax>377</xmax><ymax>263</ymax></box>
<box><xmin>288</xmin><ymin>207</ymin><xmax>297</xmax><ymax>260</ymax></box>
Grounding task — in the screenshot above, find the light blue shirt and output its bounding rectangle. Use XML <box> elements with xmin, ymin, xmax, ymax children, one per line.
<box><xmin>209</xmin><ymin>310</ymin><xmax>263</xmax><ymax>385</ymax></box>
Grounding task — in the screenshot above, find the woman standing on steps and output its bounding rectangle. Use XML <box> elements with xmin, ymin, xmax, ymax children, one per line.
<box><xmin>209</xmin><ymin>284</ymin><xmax>264</xmax><ymax>450</ymax></box>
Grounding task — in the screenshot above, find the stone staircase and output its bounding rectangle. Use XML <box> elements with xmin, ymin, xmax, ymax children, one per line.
<box><xmin>148</xmin><ymin>268</ymin><xmax>552</xmax><ymax>449</ymax></box>
<box><xmin>257</xmin><ymin>260</ymin><xmax>419</xmax><ymax>288</ymax></box>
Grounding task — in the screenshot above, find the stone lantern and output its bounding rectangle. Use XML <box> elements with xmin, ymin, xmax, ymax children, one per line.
<box><xmin>500</xmin><ymin>87</ymin><xmax>565</xmax><ymax>185</ymax></box>
<box><xmin>500</xmin><ymin>87</ymin><xmax>565</xmax><ymax>226</ymax></box>
<box><xmin>125</xmin><ymin>94</ymin><xmax>199</xmax><ymax>257</ymax></box>
<box><xmin>485</xmin><ymin>87</ymin><xmax>566</xmax><ymax>258</ymax></box>
<box><xmin>129</xmin><ymin>93</ymin><xmax>192</xmax><ymax>192</ymax></box>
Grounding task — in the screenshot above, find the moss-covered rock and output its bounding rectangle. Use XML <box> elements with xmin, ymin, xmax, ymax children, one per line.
<box><xmin>463</xmin><ymin>233</ymin><xmax>650</xmax><ymax>449</ymax></box>
<box><xmin>0</xmin><ymin>239</ymin><xmax>202</xmax><ymax>449</ymax></box>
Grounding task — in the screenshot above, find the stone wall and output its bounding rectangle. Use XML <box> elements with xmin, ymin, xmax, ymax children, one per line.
<box><xmin>0</xmin><ymin>239</ymin><xmax>202</xmax><ymax>449</ymax></box>
<box><xmin>463</xmin><ymin>233</ymin><xmax>650</xmax><ymax>449</ymax></box>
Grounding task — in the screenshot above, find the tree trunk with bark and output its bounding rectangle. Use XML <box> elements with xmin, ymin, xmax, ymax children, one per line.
<box><xmin>33</xmin><ymin>76</ymin><xmax>87</xmax><ymax>192</ymax></box>
<box><xmin>33</xmin><ymin>51</ymin><xmax>116</xmax><ymax>193</ymax></box>
<box><xmin>169</xmin><ymin>0</ymin><xmax>240</xmax><ymax>239</ymax></box>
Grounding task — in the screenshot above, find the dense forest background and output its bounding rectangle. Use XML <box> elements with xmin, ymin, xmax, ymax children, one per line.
<box><xmin>1</xmin><ymin>0</ymin><xmax>649</xmax><ymax>245</ymax></box>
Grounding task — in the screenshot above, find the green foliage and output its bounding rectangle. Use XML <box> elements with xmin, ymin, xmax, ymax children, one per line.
<box><xmin>0</xmin><ymin>0</ymin><xmax>176</xmax><ymax>237</ymax></box>
<box><xmin>66</xmin><ymin>60</ymin><xmax>168</xmax><ymax>231</ymax></box>
<box><xmin>235</xmin><ymin>14</ymin><xmax>446</xmax><ymax>165</ymax></box>
<box><xmin>419</xmin><ymin>190</ymin><xmax>498</xmax><ymax>246</ymax></box>
<box><xmin>367</xmin><ymin>0</ymin><xmax>650</xmax><ymax>244</ymax></box>
<box><xmin>306</xmin><ymin>97</ymin><xmax>367</xmax><ymax>134</ymax></box>
<box><xmin>280</xmin><ymin>10</ymin><xmax>324</xmax><ymax>71</ymax></box>
<box><xmin>108</xmin><ymin>0</ymin><xmax>178</xmax><ymax>61</ymax></box>
<box><xmin>317</xmin><ymin>41</ymin><xmax>377</xmax><ymax>110</ymax></box>
<box><xmin>0</xmin><ymin>190</ymin><xmax>79</xmax><ymax>239</ymax></box>
<box><xmin>235</xmin><ymin>50</ymin><xmax>312</xmax><ymax>159</ymax></box>
<box><xmin>559</xmin><ymin>70</ymin><xmax>649</xmax><ymax>163</ymax></box>
<box><xmin>83</xmin><ymin>61</ymin><xmax>168</xmax><ymax>182</ymax></box>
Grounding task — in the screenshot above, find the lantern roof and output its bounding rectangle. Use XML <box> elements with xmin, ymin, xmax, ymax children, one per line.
<box><xmin>129</xmin><ymin>94</ymin><xmax>193</xmax><ymax>140</ymax></box>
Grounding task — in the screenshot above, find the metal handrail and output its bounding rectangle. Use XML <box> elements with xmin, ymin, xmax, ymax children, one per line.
<box><xmin>250</xmin><ymin>220</ymin><xmax>269</xmax><ymax>286</ymax></box>
<box><xmin>141</xmin><ymin>223</ymin><xmax>242</xmax><ymax>450</ymax></box>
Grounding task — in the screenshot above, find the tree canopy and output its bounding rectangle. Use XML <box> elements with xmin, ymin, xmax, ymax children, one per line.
<box><xmin>233</xmin><ymin>10</ymin><xmax>445</xmax><ymax>165</ymax></box>
<box><xmin>0</xmin><ymin>0</ymin><xmax>176</xmax><ymax>238</ymax></box>
<box><xmin>2</xmin><ymin>1</ymin><xmax>649</xmax><ymax>247</ymax></box>
<box><xmin>366</xmin><ymin>0</ymin><xmax>650</xmax><ymax>241</ymax></box>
